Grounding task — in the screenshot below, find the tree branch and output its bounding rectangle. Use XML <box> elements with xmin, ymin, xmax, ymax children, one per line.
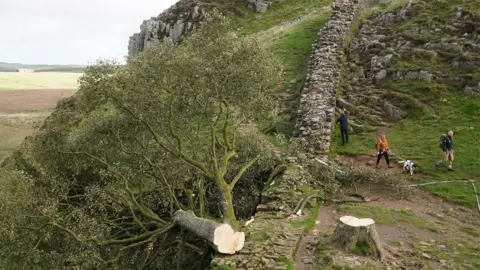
<box><xmin>229</xmin><ymin>155</ymin><xmax>259</xmax><ymax>189</ymax></box>
<box><xmin>100</xmin><ymin>223</ymin><xmax>174</xmax><ymax>246</ymax></box>
<box><xmin>111</xmin><ymin>129</ymin><xmax>183</xmax><ymax>213</ymax></box>
<box><xmin>125</xmin><ymin>186</ymin><xmax>167</xmax><ymax>224</ymax></box>
<box><xmin>102</xmin><ymin>223</ymin><xmax>174</xmax><ymax>265</ymax></box>
<box><xmin>49</xmin><ymin>222</ymin><xmax>86</xmax><ymax>244</ymax></box>
<box><xmin>119</xmin><ymin>194</ymin><xmax>148</xmax><ymax>232</ymax></box>
<box><xmin>64</xmin><ymin>151</ymin><xmax>166</xmax><ymax>224</ymax></box>
<box><xmin>176</xmin><ymin>230</ymin><xmax>186</xmax><ymax>270</ymax></box>
<box><xmin>220</xmin><ymin>150</ymin><xmax>237</xmax><ymax>176</ymax></box>
<box><xmin>263</xmin><ymin>164</ymin><xmax>286</xmax><ymax>192</ymax></box>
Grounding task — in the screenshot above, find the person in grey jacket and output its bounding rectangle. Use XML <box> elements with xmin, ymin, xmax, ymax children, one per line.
<box><xmin>336</xmin><ymin>109</ymin><xmax>349</xmax><ymax>146</ymax></box>
<box><xmin>435</xmin><ymin>130</ymin><xmax>455</xmax><ymax>171</ymax></box>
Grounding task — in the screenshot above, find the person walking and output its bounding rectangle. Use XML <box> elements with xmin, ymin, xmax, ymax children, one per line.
<box><xmin>435</xmin><ymin>130</ymin><xmax>455</xmax><ymax>171</ymax></box>
<box><xmin>336</xmin><ymin>109</ymin><xmax>349</xmax><ymax>146</ymax></box>
<box><xmin>376</xmin><ymin>134</ymin><xmax>392</xmax><ymax>168</ymax></box>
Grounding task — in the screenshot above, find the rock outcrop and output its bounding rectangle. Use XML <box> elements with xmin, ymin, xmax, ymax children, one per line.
<box><xmin>247</xmin><ymin>0</ymin><xmax>288</xmax><ymax>13</ymax></box>
<box><xmin>340</xmin><ymin>0</ymin><xmax>480</xmax><ymax>125</ymax></box>
<box><xmin>293</xmin><ymin>0</ymin><xmax>378</xmax><ymax>160</ymax></box>
<box><xmin>128</xmin><ymin>0</ymin><xmax>289</xmax><ymax>58</ymax></box>
<box><xmin>128</xmin><ymin>1</ymin><xmax>203</xmax><ymax>58</ymax></box>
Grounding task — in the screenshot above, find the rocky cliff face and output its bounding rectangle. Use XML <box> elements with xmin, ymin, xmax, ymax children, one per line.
<box><xmin>128</xmin><ymin>0</ymin><xmax>288</xmax><ymax>58</ymax></box>
<box><xmin>128</xmin><ymin>1</ymin><xmax>203</xmax><ymax>58</ymax></box>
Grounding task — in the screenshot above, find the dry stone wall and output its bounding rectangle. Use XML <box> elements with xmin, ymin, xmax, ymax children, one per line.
<box><xmin>293</xmin><ymin>0</ymin><xmax>377</xmax><ymax>160</ymax></box>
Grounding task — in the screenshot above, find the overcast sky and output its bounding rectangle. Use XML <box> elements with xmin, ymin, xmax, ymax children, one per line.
<box><xmin>0</xmin><ymin>0</ymin><xmax>178</xmax><ymax>65</ymax></box>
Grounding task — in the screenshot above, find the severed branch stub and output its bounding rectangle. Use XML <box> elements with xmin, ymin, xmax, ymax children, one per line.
<box><xmin>173</xmin><ymin>210</ymin><xmax>245</xmax><ymax>255</ymax></box>
<box><xmin>331</xmin><ymin>216</ymin><xmax>387</xmax><ymax>261</ymax></box>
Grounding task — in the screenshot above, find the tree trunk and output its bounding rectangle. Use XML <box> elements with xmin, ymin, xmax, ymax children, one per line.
<box><xmin>331</xmin><ymin>216</ymin><xmax>386</xmax><ymax>261</ymax></box>
<box><xmin>216</xmin><ymin>175</ymin><xmax>238</xmax><ymax>229</ymax></box>
<box><xmin>173</xmin><ymin>210</ymin><xmax>245</xmax><ymax>254</ymax></box>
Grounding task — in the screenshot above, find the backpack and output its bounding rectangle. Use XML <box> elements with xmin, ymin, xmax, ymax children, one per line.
<box><xmin>439</xmin><ymin>134</ymin><xmax>447</xmax><ymax>149</ymax></box>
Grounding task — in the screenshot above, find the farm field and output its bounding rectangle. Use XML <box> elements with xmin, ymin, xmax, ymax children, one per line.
<box><xmin>0</xmin><ymin>72</ymin><xmax>80</xmax><ymax>163</ymax></box>
<box><xmin>0</xmin><ymin>72</ymin><xmax>81</xmax><ymax>90</ymax></box>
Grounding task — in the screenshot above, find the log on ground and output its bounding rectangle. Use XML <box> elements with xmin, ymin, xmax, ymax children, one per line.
<box><xmin>331</xmin><ymin>215</ymin><xmax>387</xmax><ymax>261</ymax></box>
<box><xmin>173</xmin><ymin>210</ymin><xmax>245</xmax><ymax>255</ymax></box>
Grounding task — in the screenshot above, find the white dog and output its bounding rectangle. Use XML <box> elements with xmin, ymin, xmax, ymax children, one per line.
<box><xmin>402</xmin><ymin>160</ymin><xmax>417</xmax><ymax>175</ymax></box>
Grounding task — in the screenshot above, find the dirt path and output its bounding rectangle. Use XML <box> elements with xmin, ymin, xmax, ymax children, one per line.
<box><xmin>294</xmin><ymin>205</ymin><xmax>336</xmax><ymax>270</ymax></box>
<box><xmin>337</xmin><ymin>153</ymin><xmax>404</xmax><ymax>174</ymax></box>
<box><xmin>293</xmin><ymin>178</ymin><xmax>480</xmax><ymax>269</ymax></box>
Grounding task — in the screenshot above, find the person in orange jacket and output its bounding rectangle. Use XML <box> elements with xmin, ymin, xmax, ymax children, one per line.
<box><xmin>376</xmin><ymin>134</ymin><xmax>392</xmax><ymax>169</ymax></box>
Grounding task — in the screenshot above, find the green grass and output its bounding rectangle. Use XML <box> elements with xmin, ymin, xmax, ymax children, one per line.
<box><xmin>233</xmin><ymin>0</ymin><xmax>332</xmax><ymax>36</ymax></box>
<box><xmin>0</xmin><ymin>72</ymin><xmax>81</xmax><ymax>90</ymax></box>
<box><xmin>265</xmin><ymin>10</ymin><xmax>330</xmax><ymax>88</ymax></box>
<box><xmin>333</xmin><ymin>0</ymin><xmax>480</xmax><ymax>209</ymax></box>
<box><xmin>292</xmin><ymin>201</ymin><xmax>322</xmax><ymax>231</ymax></box>
<box><xmin>386</xmin><ymin>82</ymin><xmax>480</xmax><ymax>208</ymax></box>
<box><xmin>238</xmin><ymin>0</ymin><xmax>332</xmax><ymax>138</ymax></box>
<box><xmin>284</xmin><ymin>259</ymin><xmax>294</xmax><ymax>270</ymax></box>
<box><xmin>415</xmin><ymin>240</ymin><xmax>480</xmax><ymax>269</ymax></box>
<box><xmin>257</xmin><ymin>4</ymin><xmax>331</xmax><ymax>128</ymax></box>
<box><xmin>331</xmin><ymin>131</ymin><xmax>377</xmax><ymax>156</ymax></box>
<box><xmin>459</xmin><ymin>226</ymin><xmax>480</xmax><ymax>237</ymax></box>
<box><xmin>338</xmin><ymin>204</ymin><xmax>439</xmax><ymax>232</ymax></box>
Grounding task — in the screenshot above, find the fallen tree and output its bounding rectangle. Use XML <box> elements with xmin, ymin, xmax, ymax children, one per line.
<box><xmin>0</xmin><ymin>15</ymin><xmax>281</xmax><ymax>269</ymax></box>
<box><xmin>173</xmin><ymin>210</ymin><xmax>245</xmax><ymax>254</ymax></box>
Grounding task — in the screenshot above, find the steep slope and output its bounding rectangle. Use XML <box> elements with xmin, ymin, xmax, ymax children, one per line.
<box><xmin>336</xmin><ymin>0</ymin><xmax>480</xmax><ymax>207</ymax></box>
<box><xmin>1</xmin><ymin>1</ymin><xmax>337</xmax><ymax>269</ymax></box>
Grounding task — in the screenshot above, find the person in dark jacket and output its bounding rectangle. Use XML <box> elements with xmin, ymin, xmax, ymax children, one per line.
<box><xmin>336</xmin><ymin>109</ymin><xmax>349</xmax><ymax>146</ymax></box>
<box><xmin>435</xmin><ymin>130</ymin><xmax>454</xmax><ymax>171</ymax></box>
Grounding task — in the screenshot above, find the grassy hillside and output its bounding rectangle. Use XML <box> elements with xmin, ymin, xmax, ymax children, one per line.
<box><xmin>333</xmin><ymin>0</ymin><xmax>480</xmax><ymax>208</ymax></box>
<box><xmin>1</xmin><ymin>0</ymin><xmax>479</xmax><ymax>269</ymax></box>
<box><xmin>233</xmin><ymin>0</ymin><xmax>479</xmax><ymax>210</ymax></box>
<box><xmin>0</xmin><ymin>72</ymin><xmax>81</xmax><ymax>90</ymax></box>
<box><xmin>233</xmin><ymin>0</ymin><xmax>333</xmax><ymax>134</ymax></box>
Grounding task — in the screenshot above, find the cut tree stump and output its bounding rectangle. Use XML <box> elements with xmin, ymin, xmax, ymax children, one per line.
<box><xmin>173</xmin><ymin>210</ymin><xmax>245</xmax><ymax>255</ymax></box>
<box><xmin>331</xmin><ymin>216</ymin><xmax>387</xmax><ymax>261</ymax></box>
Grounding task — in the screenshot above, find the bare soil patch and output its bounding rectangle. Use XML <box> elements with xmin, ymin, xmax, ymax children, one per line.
<box><xmin>294</xmin><ymin>182</ymin><xmax>480</xmax><ymax>270</ymax></box>
<box><xmin>336</xmin><ymin>154</ymin><xmax>404</xmax><ymax>175</ymax></box>
<box><xmin>0</xmin><ymin>88</ymin><xmax>76</xmax><ymax>112</ymax></box>
<box><xmin>0</xmin><ymin>88</ymin><xmax>74</xmax><ymax>163</ymax></box>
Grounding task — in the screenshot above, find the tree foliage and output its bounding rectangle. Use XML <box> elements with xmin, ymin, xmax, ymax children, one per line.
<box><xmin>0</xmin><ymin>15</ymin><xmax>282</xmax><ymax>269</ymax></box>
